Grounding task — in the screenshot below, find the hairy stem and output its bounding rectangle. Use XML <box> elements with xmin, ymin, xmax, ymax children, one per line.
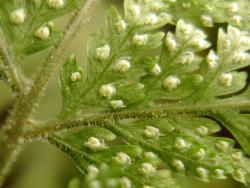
<box><xmin>0</xmin><ymin>30</ymin><xmax>24</xmax><ymax>94</ymax></box>
<box><xmin>22</xmin><ymin>98</ymin><xmax>250</xmax><ymax>142</ymax></box>
<box><xmin>0</xmin><ymin>0</ymin><xmax>101</xmax><ymax>187</ymax></box>
<box><xmin>0</xmin><ymin>144</ymin><xmax>23</xmax><ymax>188</ymax></box>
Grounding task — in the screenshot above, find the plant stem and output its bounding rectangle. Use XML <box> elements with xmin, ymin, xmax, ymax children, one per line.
<box><xmin>0</xmin><ymin>0</ymin><xmax>101</xmax><ymax>187</ymax></box>
<box><xmin>0</xmin><ymin>143</ymin><xmax>23</xmax><ymax>188</ymax></box>
<box><xmin>0</xmin><ymin>30</ymin><xmax>24</xmax><ymax>94</ymax></box>
<box><xmin>22</xmin><ymin>98</ymin><xmax>250</xmax><ymax>141</ymax></box>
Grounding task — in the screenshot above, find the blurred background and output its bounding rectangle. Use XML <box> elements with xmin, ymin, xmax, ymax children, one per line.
<box><xmin>0</xmin><ymin>0</ymin><xmax>247</xmax><ymax>187</ymax></box>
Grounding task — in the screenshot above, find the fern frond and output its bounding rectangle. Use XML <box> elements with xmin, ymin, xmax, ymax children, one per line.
<box><xmin>124</xmin><ymin>0</ymin><xmax>250</xmax><ymax>29</ymax></box>
<box><xmin>82</xmin><ymin>163</ymin><xmax>180</xmax><ymax>188</ymax></box>
<box><xmin>59</xmin><ymin>4</ymin><xmax>169</xmax><ymax>117</ymax></box>
<box><xmin>59</xmin><ymin>1</ymin><xmax>250</xmax><ymax>116</ymax></box>
<box><xmin>0</xmin><ymin>0</ymin><xmax>86</xmax><ymax>94</ymax></box>
<box><xmin>50</xmin><ymin>0</ymin><xmax>250</xmax><ymax>187</ymax></box>
<box><xmin>49</xmin><ymin>116</ymin><xmax>250</xmax><ymax>187</ymax></box>
<box><xmin>0</xmin><ymin>0</ymin><xmax>85</xmax><ymax>57</ymax></box>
